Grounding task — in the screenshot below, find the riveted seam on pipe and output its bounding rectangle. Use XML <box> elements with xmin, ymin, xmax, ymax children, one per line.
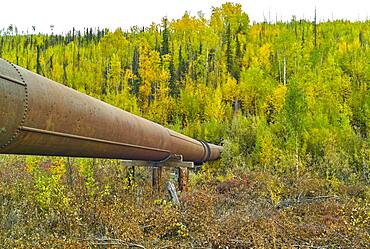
<box><xmin>0</xmin><ymin>60</ymin><xmax>28</xmax><ymax>150</ymax></box>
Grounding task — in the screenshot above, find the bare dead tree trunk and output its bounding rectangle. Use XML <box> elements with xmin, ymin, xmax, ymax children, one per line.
<box><xmin>295</xmin><ymin>134</ymin><xmax>299</xmax><ymax>178</ymax></box>
<box><xmin>234</xmin><ymin>97</ymin><xmax>239</xmax><ymax>116</ymax></box>
<box><xmin>167</xmin><ymin>181</ymin><xmax>180</xmax><ymax>206</ymax></box>
<box><xmin>313</xmin><ymin>7</ymin><xmax>317</xmax><ymax>48</ymax></box>
<box><xmin>66</xmin><ymin>157</ymin><xmax>74</xmax><ymax>187</ymax></box>
<box><xmin>283</xmin><ymin>55</ymin><xmax>287</xmax><ymax>85</ymax></box>
<box><xmin>278</xmin><ymin>52</ymin><xmax>282</xmax><ymax>83</ymax></box>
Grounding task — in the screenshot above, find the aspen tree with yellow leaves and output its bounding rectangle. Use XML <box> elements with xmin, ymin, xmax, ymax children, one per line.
<box><xmin>0</xmin><ymin>3</ymin><xmax>369</xmax><ymax>247</ymax></box>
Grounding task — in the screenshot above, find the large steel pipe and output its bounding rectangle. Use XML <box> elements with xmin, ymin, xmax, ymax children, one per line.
<box><xmin>0</xmin><ymin>58</ymin><xmax>222</xmax><ymax>163</ymax></box>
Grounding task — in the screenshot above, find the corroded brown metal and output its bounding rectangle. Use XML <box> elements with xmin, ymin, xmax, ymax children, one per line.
<box><xmin>0</xmin><ymin>58</ymin><xmax>222</xmax><ymax>163</ymax></box>
<box><xmin>151</xmin><ymin>167</ymin><xmax>163</xmax><ymax>193</ymax></box>
<box><xmin>178</xmin><ymin>167</ymin><xmax>189</xmax><ymax>192</ymax></box>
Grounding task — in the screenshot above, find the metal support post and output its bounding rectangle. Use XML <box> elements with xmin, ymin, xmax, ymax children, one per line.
<box><xmin>121</xmin><ymin>155</ymin><xmax>194</xmax><ymax>193</ymax></box>
<box><xmin>178</xmin><ymin>167</ymin><xmax>189</xmax><ymax>192</ymax></box>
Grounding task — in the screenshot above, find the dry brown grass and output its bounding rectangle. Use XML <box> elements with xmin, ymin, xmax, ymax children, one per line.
<box><xmin>0</xmin><ymin>156</ymin><xmax>369</xmax><ymax>248</ymax></box>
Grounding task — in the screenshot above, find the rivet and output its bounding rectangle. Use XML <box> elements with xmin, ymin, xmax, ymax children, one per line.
<box><xmin>1</xmin><ymin>60</ymin><xmax>28</xmax><ymax>149</ymax></box>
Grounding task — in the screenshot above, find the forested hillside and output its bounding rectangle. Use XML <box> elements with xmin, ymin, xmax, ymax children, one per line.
<box><xmin>0</xmin><ymin>3</ymin><xmax>369</xmax><ymax>247</ymax></box>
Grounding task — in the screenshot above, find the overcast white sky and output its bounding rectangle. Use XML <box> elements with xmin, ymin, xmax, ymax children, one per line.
<box><xmin>0</xmin><ymin>0</ymin><xmax>369</xmax><ymax>34</ymax></box>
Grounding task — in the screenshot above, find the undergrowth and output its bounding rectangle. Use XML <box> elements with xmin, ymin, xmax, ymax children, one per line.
<box><xmin>0</xmin><ymin>155</ymin><xmax>368</xmax><ymax>248</ymax></box>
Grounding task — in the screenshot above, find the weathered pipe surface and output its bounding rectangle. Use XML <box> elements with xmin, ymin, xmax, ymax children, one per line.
<box><xmin>0</xmin><ymin>58</ymin><xmax>222</xmax><ymax>164</ymax></box>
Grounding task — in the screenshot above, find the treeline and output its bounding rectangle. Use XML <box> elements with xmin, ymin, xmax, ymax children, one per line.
<box><xmin>0</xmin><ymin>3</ymin><xmax>369</xmax><ymax>181</ymax></box>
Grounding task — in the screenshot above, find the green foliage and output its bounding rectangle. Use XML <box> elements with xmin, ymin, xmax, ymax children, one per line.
<box><xmin>0</xmin><ymin>7</ymin><xmax>370</xmax><ymax>248</ymax></box>
<box><xmin>26</xmin><ymin>156</ymin><xmax>70</xmax><ymax>211</ymax></box>
<box><xmin>221</xmin><ymin>115</ymin><xmax>259</xmax><ymax>171</ymax></box>
<box><xmin>77</xmin><ymin>159</ymin><xmax>98</xmax><ymax>198</ymax></box>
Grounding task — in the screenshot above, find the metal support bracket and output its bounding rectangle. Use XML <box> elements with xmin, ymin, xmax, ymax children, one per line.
<box><xmin>121</xmin><ymin>154</ymin><xmax>194</xmax><ymax>169</ymax></box>
<box><xmin>121</xmin><ymin>155</ymin><xmax>193</xmax><ymax>193</ymax></box>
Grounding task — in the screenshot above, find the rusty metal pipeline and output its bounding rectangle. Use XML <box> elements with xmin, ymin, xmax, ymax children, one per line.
<box><xmin>0</xmin><ymin>58</ymin><xmax>222</xmax><ymax>164</ymax></box>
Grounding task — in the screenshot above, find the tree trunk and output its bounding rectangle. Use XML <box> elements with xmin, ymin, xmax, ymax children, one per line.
<box><xmin>295</xmin><ymin>134</ymin><xmax>299</xmax><ymax>178</ymax></box>
<box><xmin>283</xmin><ymin>55</ymin><xmax>287</xmax><ymax>85</ymax></box>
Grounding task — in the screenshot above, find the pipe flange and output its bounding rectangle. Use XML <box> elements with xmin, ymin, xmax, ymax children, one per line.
<box><xmin>195</xmin><ymin>140</ymin><xmax>211</xmax><ymax>165</ymax></box>
<box><xmin>202</xmin><ymin>141</ymin><xmax>212</xmax><ymax>162</ymax></box>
